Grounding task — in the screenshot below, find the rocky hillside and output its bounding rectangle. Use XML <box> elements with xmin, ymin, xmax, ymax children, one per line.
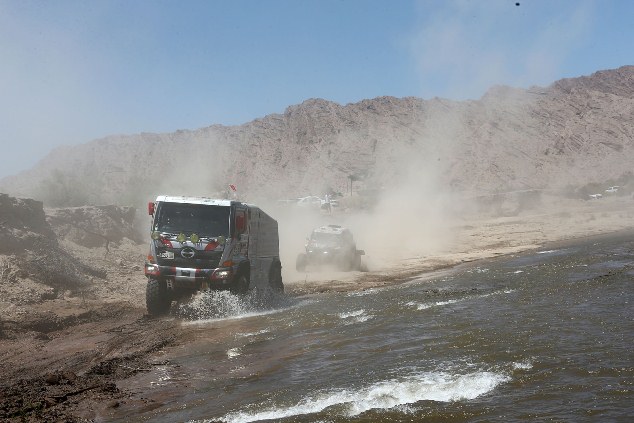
<box><xmin>0</xmin><ymin>194</ymin><xmax>143</xmax><ymax>319</ymax></box>
<box><xmin>1</xmin><ymin>66</ymin><xmax>632</xmax><ymax>207</ymax></box>
<box><xmin>46</xmin><ymin>205</ymin><xmax>142</xmax><ymax>248</ymax></box>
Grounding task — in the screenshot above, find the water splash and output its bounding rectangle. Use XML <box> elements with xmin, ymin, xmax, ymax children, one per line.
<box><xmin>235</xmin><ymin>329</ymin><xmax>271</xmax><ymax>338</ymax></box>
<box><xmin>347</xmin><ymin>289</ymin><xmax>378</xmax><ymax>297</ymax></box>
<box><xmin>336</xmin><ymin>309</ymin><xmax>375</xmax><ymax>324</ymax></box>
<box><xmin>405</xmin><ymin>289</ymin><xmax>515</xmax><ymax>311</ymax></box>
<box><xmin>537</xmin><ymin>249</ymin><xmax>558</xmax><ymax>254</ymax></box>
<box><xmin>227</xmin><ymin>347</ymin><xmax>242</xmax><ymax>358</ymax></box>
<box><xmin>468</xmin><ymin>267</ymin><xmax>489</xmax><ymax>273</ymax></box>
<box><xmin>338</xmin><ymin>309</ymin><xmax>365</xmax><ymax>319</ymax></box>
<box><xmin>176</xmin><ymin>289</ymin><xmax>293</xmax><ymax>322</ymax></box>
<box><xmin>512</xmin><ymin>360</ymin><xmax>533</xmax><ymax>370</ymax></box>
<box><xmin>213</xmin><ymin>370</ymin><xmax>510</xmax><ymax>423</ymax></box>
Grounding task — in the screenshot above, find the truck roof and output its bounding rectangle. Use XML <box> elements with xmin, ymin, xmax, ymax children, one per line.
<box><xmin>155</xmin><ymin>195</ymin><xmax>232</xmax><ymax>207</ymax></box>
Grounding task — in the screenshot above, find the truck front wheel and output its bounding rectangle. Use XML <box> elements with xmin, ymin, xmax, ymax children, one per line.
<box><xmin>231</xmin><ymin>272</ymin><xmax>250</xmax><ymax>295</ymax></box>
<box><xmin>146</xmin><ymin>278</ymin><xmax>171</xmax><ymax>316</ymax></box>
<box><xmin>353</xmin><ymin>253</ymin><xmax>361</xmax><ymax>271</ymax></box>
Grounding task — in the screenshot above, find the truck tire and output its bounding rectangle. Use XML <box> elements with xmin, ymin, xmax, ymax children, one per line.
<box><xmin>269</xmin><ymin>261</ymin><xmax>284</xmax><ymax>293</ymax></box>
<box><xmin>358</xmin><ymin>258</ymin><xmax>369</xmax><ymax>272</ymax></box>
<box><xmin>353</xmin><ymin>253</ymin><xmax>361</xmax><ymax>271</ymax></box>
<box><xmin>231</xmin><ymin>272</ymin><xmax>249</xmax><ymax>295</ymax></box>
<box><xmin>146</xmin><ymin>279</ymin><xmax>171</xmax><ymax>316</ymax></box>
<box><xmin>338</xmin><ymin>254</ymin><xmax>354</xmax><ymax>272</ymax></box>
<box><xmin>296</xmin><ymin>253</ymin><xmax>307</xmax><ymax>272</ymax></box>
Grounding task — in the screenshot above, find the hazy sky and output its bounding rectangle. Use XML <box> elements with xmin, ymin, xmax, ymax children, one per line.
<box><xmin>1</xmin><ymin>0</ymin><xmax>632</xmax><ymax>179</ymax></box>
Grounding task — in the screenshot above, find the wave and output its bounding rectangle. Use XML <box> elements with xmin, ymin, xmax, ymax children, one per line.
<box><xmin>405</xmin><ymin>288</ymin><xmax>515</xmax><ymax>311</ymax></box>
<box><xmin>211</xmin><ymin>370</ymin><xmax>510</xmax><ymax>423</ymax></box>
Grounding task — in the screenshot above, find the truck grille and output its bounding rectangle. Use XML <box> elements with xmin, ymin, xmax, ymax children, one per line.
<box><xmin>157</xmin><ymin>249</ymin><xmax>223</xmax><ymax>269</ymax></box>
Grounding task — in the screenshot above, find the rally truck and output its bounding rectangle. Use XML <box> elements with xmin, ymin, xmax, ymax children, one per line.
<box><xmin>144</xmin><ymin>195</ymin><xmax>283</xmax><ymax>315</ymax></box>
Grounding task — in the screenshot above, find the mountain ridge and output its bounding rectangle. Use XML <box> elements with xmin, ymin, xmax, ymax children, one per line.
<box><xmin>1</xmin><ymin>65</ymin><xmax>633</xmax><ymax>207</ymax></box>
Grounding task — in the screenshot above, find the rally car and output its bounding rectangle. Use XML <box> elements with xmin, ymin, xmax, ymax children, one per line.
<box><xmin>296</xmin><ymin>225</ymin><xmax>364</xmax><ymax>272</ymax></box>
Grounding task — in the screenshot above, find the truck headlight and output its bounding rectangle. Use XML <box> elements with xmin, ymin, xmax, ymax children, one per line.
<box><xmin>211</xmin><ymin>267</ymin><xmax>233</xmax><ymax>281</ymax></box>
<box><xmin>144</xmin><ymin>263</ymin><xmax>160</xmax><ymax>276</ymax></box>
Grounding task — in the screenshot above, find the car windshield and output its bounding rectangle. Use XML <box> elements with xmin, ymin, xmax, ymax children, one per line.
<box><xmin>154</xmin><ymin>203</ymin><xmax>230</xmax><ymax>237</ymax></box>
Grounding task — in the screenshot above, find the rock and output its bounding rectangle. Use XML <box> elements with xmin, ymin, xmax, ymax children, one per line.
<box><xmin>44</xmin><ymin>372</ymin><xmax>60</xmax><ymax>385</ymax></box>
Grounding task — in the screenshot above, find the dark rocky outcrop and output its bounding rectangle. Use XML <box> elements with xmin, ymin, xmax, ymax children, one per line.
<box><xmin>0</xmin><ymin>194</ymin><xmax>107</xmax><ymax>306</ymax></box>
<box><xmin>46</xmin><ymin>205</ymin><xmax>142</xmax><ymax>249</ymax></box>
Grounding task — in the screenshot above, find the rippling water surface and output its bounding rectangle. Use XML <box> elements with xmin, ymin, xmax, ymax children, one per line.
<box><xmin>113</xmin><ymin>232</ymin><xmax>634</xmax><ymax>422</ymax></box>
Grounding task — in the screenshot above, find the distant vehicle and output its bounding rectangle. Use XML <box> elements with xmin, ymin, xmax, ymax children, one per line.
<box><xmin>296</xmin><ymin>196</ymin><xmax>323</xmax><ymax>208</ymax></box>
<box><xmin>296</xmin><ymin>225</ymin><xmax>365</xmax><ymax>272</ymax></box>
<box><xmin>605</xmin><ymin>186</ymin><xmax>619</xmax><ymax>194</ymax></box>
<box><xmin>589</xmin><ymin>193</ymin><xmax>603</xmax><ymax>199</ymax></box>
<box><xmin>144</xmin><ymin>196</ymin><xmax>283</xmax><ymax>315</ymax></box>
<box><xmin>276</xmin><ymin>198</ymin><xmax>299</xmax><ymax>206</ymax></box>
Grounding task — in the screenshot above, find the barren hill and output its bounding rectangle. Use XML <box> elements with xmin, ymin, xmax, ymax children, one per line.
<box><xmin>1</xmin><ymin>65</ymin><xmax>633</xmax><ymax>207</ymax></box>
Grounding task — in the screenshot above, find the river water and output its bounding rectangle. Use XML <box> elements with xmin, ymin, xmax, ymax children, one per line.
<box><xmin>112</xmin><ymin>232</ymin><xmax>633</xmax><ymax>422</ymax></box>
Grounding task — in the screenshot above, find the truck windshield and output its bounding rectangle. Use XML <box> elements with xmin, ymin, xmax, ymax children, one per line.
<box><xmin>154</xmin><ymin>203</ymin><xmax>230</xmax><ymax>237</ymax></box>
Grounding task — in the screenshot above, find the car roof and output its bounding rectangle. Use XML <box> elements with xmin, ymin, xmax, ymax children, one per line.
<box><xmin>312</xmin><ymin>224</ymin><xmax>349</xmax><ymax>235</ymax></box>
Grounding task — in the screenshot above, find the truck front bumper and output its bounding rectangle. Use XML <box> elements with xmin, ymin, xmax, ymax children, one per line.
<box><xmin>145</xmin><ymin>263</ymin><xmax>234</xmax><ymax>289</ymax></box>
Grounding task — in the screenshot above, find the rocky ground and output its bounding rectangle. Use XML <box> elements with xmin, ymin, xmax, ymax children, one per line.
<box><xmin>1</xmin><ymin>192</ymin><xmax>634</xmax><ymax>421</ymax></box>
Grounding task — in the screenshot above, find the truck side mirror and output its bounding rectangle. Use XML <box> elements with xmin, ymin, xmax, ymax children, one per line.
<box><xmin>148</xmin><ymin>202</ymin><xmax>155</xmax><ymax>216</ymax></box>
<box><xmin>235</xmin><ymin>211</ymin><xmax>246</xmax><ymax>234</ymax></box>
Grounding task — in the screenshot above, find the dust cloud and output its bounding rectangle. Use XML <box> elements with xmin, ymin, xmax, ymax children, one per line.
<box><xmin>348</xmin><ymin>165</ymin><xmax>457</xmax><ymax>269</ymax></box>
<box><xmin>149</xmin><ymin>137</ymin><xmax>231</xmax><ymax>200</ymax></box>
<box><xmin>263</xmin><ymin>184</ymin><xmax>458</xmax><ymax>285</ymax></box>
<box><xmin>263</xmin><ymin>122</ymin><xmax>463</xmax><ymax>282</ymax></box>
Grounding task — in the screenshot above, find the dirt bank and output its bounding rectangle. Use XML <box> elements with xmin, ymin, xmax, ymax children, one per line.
<box><xmin>2</xmin><ymin>195</ymin><xmax>634</xmax><ymax>422</ymax></box>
